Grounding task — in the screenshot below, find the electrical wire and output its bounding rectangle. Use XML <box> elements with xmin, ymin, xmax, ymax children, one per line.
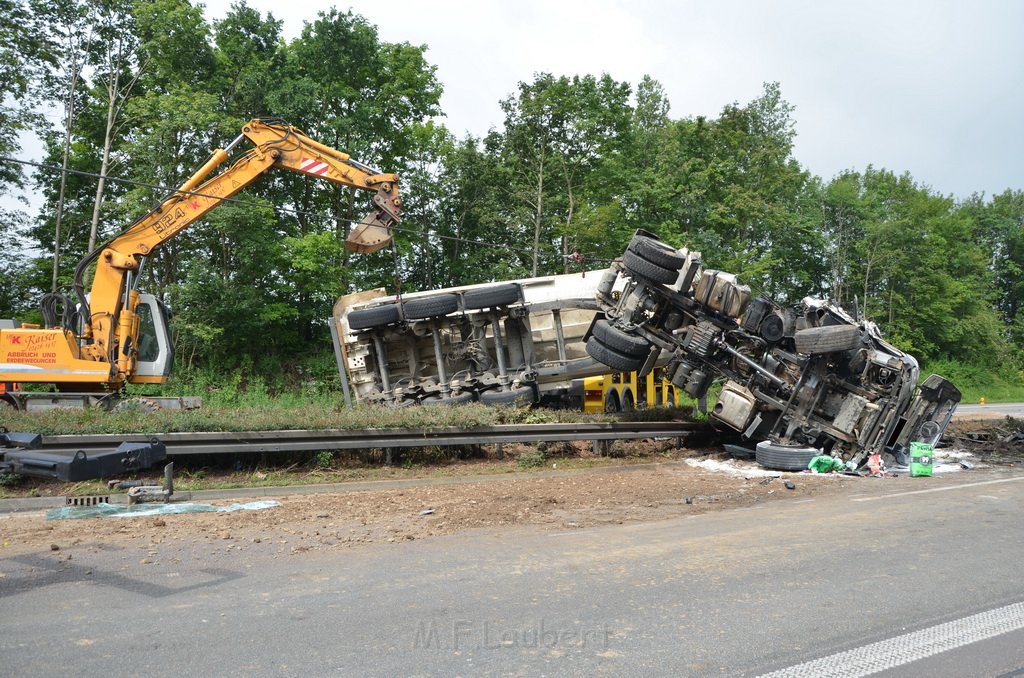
<box><xmin>0</xmin><ymin>154</ymin><xmax>600</xmax><ymax>265</ymax></box>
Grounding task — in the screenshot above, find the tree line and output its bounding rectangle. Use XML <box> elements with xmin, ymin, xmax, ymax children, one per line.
<box><xmin>1</xmin><ymin>0</ymin><xmax>1021</xmax><ymax>391</ymax></box>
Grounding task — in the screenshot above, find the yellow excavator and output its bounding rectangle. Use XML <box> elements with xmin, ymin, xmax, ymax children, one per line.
<box><xmin>0</xmin><ymin>118</ymin><xmax>400</xmax><ymax>408</ymax></box>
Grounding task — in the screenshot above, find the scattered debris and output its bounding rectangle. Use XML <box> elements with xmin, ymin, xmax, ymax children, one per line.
<box><xmin>784</xmin><ymin>481</ymin><xmax>796</xmax><ymax>490</ymax></box>
<box><xmin>684</xmin><ymin>457</ymin><xmax>780</xmax><ymax>478</ymax></box>
<box><xmin>108</xmin><ymin>480</ymin><xmax>144</xmax><ymax>489</ymax></box>
<box><xmin>910</xmin><ymin>442</ymin><xmax>934</xmax><ymax>477</ymax></box>
<box><xmin>945</xmin><ymin>419</ymin><xmax>1024</xmax><ymax>466</ymax></box>
<box><xmin>722</xmin><ymin>444</ymin><xmax>756</xmax><ymax>460</ymax></box>
<box><xmin>126</xmin><ymin>462</ymin><xmax>175</xmax><ymax>505</ymax></box>
<box><xmin>46</xmin><ymin>500</ymin><xmax>280</xmax><ymax>521</ymax></box>
<box><xmin>418</xmin><ymin>508</ymin><xmax>435</xmax><ymax>516</ymax></box>
<box><xmin>808</xmin><ymin>455</ymin><xmax>846</xmax><ymax>474</ymax></box>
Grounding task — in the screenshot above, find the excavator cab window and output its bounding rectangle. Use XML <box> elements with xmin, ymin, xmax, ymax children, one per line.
<box><xmin>137</xmin><ymin>304</ymin><xmax>159</xmax><ymax>363</ymax></box>
<box><xmin>133</xmin><ymin>294</ymin><xmax>173</xmax><ymax>380</ymax></box>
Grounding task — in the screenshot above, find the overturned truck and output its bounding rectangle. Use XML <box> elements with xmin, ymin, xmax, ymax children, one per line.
<box><xmin>333</xmin><ymin>230</ymin><xmax>959</xmax><ymax>468</ymax></box>
<box><xmin>586</xmin><ymin>230</ymin><xmax>960</xmax><ymax>468</ymax></box>
<box><xmin>334</xmin><ymin>273</ymin><xmax>620</xmax><ymax>408</ymax></box>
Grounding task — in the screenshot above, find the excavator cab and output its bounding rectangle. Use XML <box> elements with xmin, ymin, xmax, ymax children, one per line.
<box><xmin>131</xmin><ymin>294</ymin><xmax>173</xmax><ymax>383</ymax></box>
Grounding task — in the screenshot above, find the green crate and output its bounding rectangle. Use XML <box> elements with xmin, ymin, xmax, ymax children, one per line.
<box><xmin>909</xmin><ymin>441</ymin><xmax>934</xmax><ymax>477</ymax></box>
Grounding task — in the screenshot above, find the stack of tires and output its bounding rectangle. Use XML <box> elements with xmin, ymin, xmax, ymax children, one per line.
<box><xmin>346</xmin><ymin>282</ymin><xmax>522</xmax><ymax>330</ymax></box>
<box><xmin>586</xmin><ymin>234</ymin><xmax>686</xmax><ymax>371</ymax></box>
<box><xmin>620</xmin><ymin>234</ymin><xmax>687</xmax><ymax>285</ymax></box>
<box><xmin>585</xmin><ymin>319</ymin><xmax>651</xmax><ymax>372</ymax></box>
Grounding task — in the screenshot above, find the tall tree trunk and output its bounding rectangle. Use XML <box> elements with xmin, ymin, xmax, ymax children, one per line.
<box><xmin>51</xmin><ymin>64</ymin><xmax>83</xmax><ymax>292</ymax></box>
<box><xmin>563</xmin><ymin>183</ymin><xmax>575</xmax><ymax>275</ymax></box>
<box><xmin>531</xmin><ymin>158</ymin><xmax>544</xmax><ymax>277</ymax></box>
<box><xmin>88</xmin><ymin>68</ymin><xmax>120</xmax><ymax>253</ymax></box>
<box><xmin>862</xmin><ymin>257</ymin><xmax>872</xmax><ymax>318</ymax></box>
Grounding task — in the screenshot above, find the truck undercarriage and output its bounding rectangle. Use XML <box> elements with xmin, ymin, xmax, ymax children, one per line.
<box><xmin>587</xmin><ymin>231</ymin><xmax>961</xmax><ymax>468</ymax></box>
<box><xmin>335</xmin><ymin>230</ymin><xmax>960</xmax><ymax>469</ymax></box>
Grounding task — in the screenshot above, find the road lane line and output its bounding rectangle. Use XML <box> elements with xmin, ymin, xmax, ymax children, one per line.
<box><xmin>758</xmin><ymin>600</ymin><xmax>1024</xmax><ymax>677</ymax></box>
<box><xmin>851</xmin><ymin>476</ymin><xmax>1024</xmax><ymax>502</ymax></box>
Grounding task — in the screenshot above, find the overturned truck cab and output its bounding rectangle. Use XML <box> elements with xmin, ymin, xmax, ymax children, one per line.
<box><xmin>587</xmin><ymin>230</ymin><xmax>961</xmax><ymax>468</ymax></box>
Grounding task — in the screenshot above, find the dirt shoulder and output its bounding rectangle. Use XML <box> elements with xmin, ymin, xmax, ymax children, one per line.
<box><xmin>2</xmin><ymin>418</ymin><xmax>1019</xmax><ymax>560</ymax></box>
<box><xmin>0</xmin><ymin>455</ymin><xmax>958</xmax><ymax>559</ymax></box>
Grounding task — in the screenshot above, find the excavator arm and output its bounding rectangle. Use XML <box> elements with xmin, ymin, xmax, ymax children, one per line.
<box><xmin>0</xmin><ymin>118</ymin><xmax>400</xmax><ymax>391</ymax></box>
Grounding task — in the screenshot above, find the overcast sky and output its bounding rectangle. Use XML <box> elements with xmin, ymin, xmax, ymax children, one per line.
<box><xmin>195</xmin><ymin>0</ymin><xmax>1022</xmax><ymax>200</ymax></box>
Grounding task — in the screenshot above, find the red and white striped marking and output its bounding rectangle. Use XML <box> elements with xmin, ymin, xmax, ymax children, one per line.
<box><xmin>300</xmin><ymin>157</ymin><xmax>330</xmax><ymax>175</ymax></box>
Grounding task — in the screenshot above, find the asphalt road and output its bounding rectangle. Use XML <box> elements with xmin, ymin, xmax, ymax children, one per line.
<box><xmin>956</xmin><ymin>402</ymin><xmax>1024</xmax><ymax>418</ymax></box>
<box><xmin>2</xmin><ymin>468</ymin><xmax>1024</xmax><ymax>677</ymax></box>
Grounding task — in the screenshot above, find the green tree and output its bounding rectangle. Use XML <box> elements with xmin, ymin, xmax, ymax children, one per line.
<box><xmin>490</xmin><ymin>73</ymin><xmax>633</xmax><ymax>276</ymax></box>
<box><xmin>212</xmin><ymin>1</ymin><xmax>284</xmax><ymax>122</ymax></box>
<box><xmin>0</xmin><ymin>0</ymin><xmax>49</xmax><ymax>317</ymax></box>
<box><xmin>962</xmin><ymin>189</ymin><xmax>1024</xmax><ymax>359</ymax></box>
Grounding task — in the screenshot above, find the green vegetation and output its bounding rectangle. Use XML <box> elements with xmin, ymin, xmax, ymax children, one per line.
<box><xmin>0</xmin><ymin>2</ymin><xmax>1021</xmax><ymax>400</ymax></box>
<box><xmin>0</xmin><ymin>402</ymin><xmax>613</xmax><ymax>436</ymax></box>
<box><xmin>922</xmin><ymin>361</ymin><xmax>1024</xmax><ymax>405</ymax></box>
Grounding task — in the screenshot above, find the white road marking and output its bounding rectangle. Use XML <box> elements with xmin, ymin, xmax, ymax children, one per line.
<box><xmin>851</xmin><ymin>476</ymin><xmax>1024</xmax><ymax>502</ymax></box>
<box><xmin>758</xmin><ymin>600</ymin><xmax>1024</xmax><ymax>677</ymax></box>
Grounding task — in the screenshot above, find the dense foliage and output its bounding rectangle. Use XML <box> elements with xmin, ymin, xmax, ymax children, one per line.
<box><xmin>1</xmin><ymin>1</ymin><xmax>1021</xmax><ymax>394</ymax></box>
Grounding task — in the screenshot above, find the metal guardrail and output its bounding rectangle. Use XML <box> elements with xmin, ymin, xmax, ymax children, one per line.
<box><xmin>32</xmin><ymin>422</ymin><xmax>706</xmax><ymax>457</ymax></box>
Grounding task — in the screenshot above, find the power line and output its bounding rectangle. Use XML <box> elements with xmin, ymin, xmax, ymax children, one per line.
<box><xmin>0</xmin><ymin>155</ymin><xmax>603</xmax><ymax>266</ymax></box>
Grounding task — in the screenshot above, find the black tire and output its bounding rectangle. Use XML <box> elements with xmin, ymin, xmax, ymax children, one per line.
<box><xmin>348</xmin><ymin>304</ymin><xmax>401</xmax><ymax>330</ymax></box>
<box><xmin>628</xmin><ymin>235</ymin><xmax>686</xmax><ymax>270</ymax></box>
<box><xmin>604</xmin><ymin>391</ymin><xmax>621</xmax><ymax>413</ymax></box>
<box><xmin>794</xmin><ymin>325</ymin><xmax>863</xmax><ymax>355</ymax></box>
<box><xmin>592</xmin><ymin>319</ymin><xmax>650</xmax><ymax>356</ymax></box>
<box><xmin>621</xmin><ymin>389</ymin><xmax>635</xmax><ymax>412</ymax></box>
<box><xmin>422</xmin><ymin>391</ymin><xmax>476</xmax><ymax>406</ymax></box>
<box><xmin>479</xmin><ymin>386</ymin><xmax>536</xmax><ymax>406</ymax></box>
<box><xmin>403</xmin><ymin>293</ymin><xmax>459</xmax><ymax>320</ymax></box>
<box><xmin>755</xmin><ymin>440</ymin><xmax>820</xmax><ymax>471</ymax></box>
<box><xmin>586</xmin><ymin>336</ymin><xmax>646</xmax><ymax>372</ymax></box>
<box><xmin>621</xmin><ymin>249</ymin><xmax>678</xmax><ymax>284</ymax></box>
<box><xmin>463</xmin><ymin>283</ymin><xmax>520</xmax><ymax>309</ymax></box>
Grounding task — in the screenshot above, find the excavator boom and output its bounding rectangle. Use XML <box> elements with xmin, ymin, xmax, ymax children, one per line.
<box><xmin>0</xmin><ymin>118</ymin><xmax>399</xmax><ymax>396</ymax></box>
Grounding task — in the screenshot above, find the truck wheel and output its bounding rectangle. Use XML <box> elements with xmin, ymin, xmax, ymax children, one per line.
<box><xmin>463</xmin><ymin>284</ymin><xmax>520</xmax><ymax>309</ymax></box>
<box><xmin>622</xmin><ymin>249</ymin><xmax>678</xmax><ymax>284</ymax></box>
<box><xmin>348</xmin><ymin>304</ymin><xmax>401</xmax><ymax>330</ymax></box>
<box><xmin>794</xmin><ymin>325</ymin><xmax>863</xmax><ymax>355</ymax></box>
<box><xmin>404</xmin><ymin>294</ymin><xmax>459</xmax><ymax>319</ymax></box>
<box><xmin>755</xmin><ymin>440</ymin><xmax>820</xmax><ymax>471</ymax></box>
<box><xmin>479</xmin><ymin>386</ymin><xmax>536</xmax><ymax>406</ymax></box>
<box><xmin>422</xmin><ymin>391</ymin><xmax>476</xmax><ymax>406</ymax></box>
<box><xmin>604</xmin><ymin>391</ymin><xmax>621</xmax><ymax>413</ymax></box>
<box><xmin>586</xmin><ymin>336</ymin><xmax>646</xmax><ymax>372</ymax></box>
<box><xmin>628</xmin><ymin>235</ymin><xmax>686</xmax><ymax>270</ymax></box>
<box><xmin>592</xmin><ymin>319</ymin><xmax>650</xmax><ymax>356</ymax></box>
